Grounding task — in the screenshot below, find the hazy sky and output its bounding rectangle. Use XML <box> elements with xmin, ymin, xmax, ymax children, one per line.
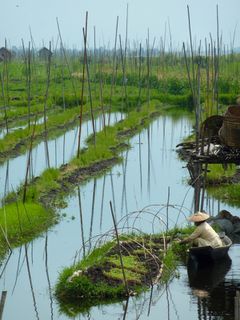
<box><xmin>1</xmin><ymin>0</ymin><xmax>240</xmax><ymax>49</ymax></box>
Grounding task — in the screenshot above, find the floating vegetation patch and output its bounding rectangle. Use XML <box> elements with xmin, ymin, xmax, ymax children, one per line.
<box><xmin>54</xmin><ymin>204</ymin><xmax>191</xmax><ymax>316</ymax></box>
<box><xmin>55</xmin><ymin>234</ymin><xmax>167</xmax><ymax>314</ymax></box>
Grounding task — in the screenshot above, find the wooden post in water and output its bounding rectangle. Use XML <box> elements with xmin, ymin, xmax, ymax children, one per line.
<box><xmin>0</xmin><ymin>291</ymin><xmax>7</xmax><ymax>320</ymax></box>
<box><xmin>235</xmin><ymin>290</ymin><xmax>240</xmax><ymax>320</ymax></box>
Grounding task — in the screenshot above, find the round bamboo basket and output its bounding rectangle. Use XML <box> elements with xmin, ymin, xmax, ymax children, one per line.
<box><xmin>219</xmin><ymin>105</ymin><xmax>240</xmax><ymax>148</ymax></box>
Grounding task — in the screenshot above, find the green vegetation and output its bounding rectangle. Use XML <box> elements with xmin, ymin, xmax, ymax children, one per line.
<box><xmin>54</xmin><ymin>228</ymin><xmax>193</xmax><ymax>316</ymax></box>
<box><xmin>0</xmin><ymin>201</ymin><xmax>55</xmax><ymax>258</ymax></box>
<box><xmin>1</xmin><ymin>101</ymin><xmax>165</xmax><ymax>259</ymax></box>
<box><xmin>0</xmin><ymin>48</ymin><xmax>239</xmax><ymax>289</ymax></box>
<box><xmin>206</xmin><ymin>164</ymin><xmax>236</xmax><ymax>183</ymax></box>
<box><xmin>6</xmin><ymin>101</ymin><xmax>163</xmax><ymax>205</ymax></box>
<box><xmin>207</xmin><ymin>183</ymin><xmax>240</xmax><ymax>208</ymax></box>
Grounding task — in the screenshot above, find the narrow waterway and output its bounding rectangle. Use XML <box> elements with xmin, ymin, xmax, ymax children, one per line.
<box><xmin>0</xmin><ymin>112</ymin><xmax>123</xmax><ymax>198</ymax></box>
<box><xmin>0</xmin><ymin>114</ymin><xmax>239</xmax><ymax>320</ymax></box>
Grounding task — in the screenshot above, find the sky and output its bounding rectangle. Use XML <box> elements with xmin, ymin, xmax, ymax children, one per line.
<box><xmin>1</xmin><ymin>0</ymin><xmax>240</xmax><ymax>50</ymax></box>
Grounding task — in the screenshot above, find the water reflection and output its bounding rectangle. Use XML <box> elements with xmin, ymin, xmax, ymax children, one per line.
<box><xmin>187</xmin><ymin>256</ymin><xmax>237</xmax><ymax>319</ymax></box>
<box><xmin>0</xmin><ymin>115</ymin><xmax>240</xmax><ymax>320</ymax></box>
<box><xmin>0</xmin><ymin>113</ymin><xmax>124</xmax><ymax>199</ymax></box>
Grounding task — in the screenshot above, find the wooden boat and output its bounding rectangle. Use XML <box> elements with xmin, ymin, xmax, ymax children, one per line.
<box><xmin>188</xmin><ymin>234</ymin><xmax>232</xmax><ymax>263</ymax></box>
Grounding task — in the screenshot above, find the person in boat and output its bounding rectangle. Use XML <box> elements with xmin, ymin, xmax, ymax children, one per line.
<box><xmin>179</xmin><ymin>211</ymin><xmax>223</xmax><ymax>248</ymax></box>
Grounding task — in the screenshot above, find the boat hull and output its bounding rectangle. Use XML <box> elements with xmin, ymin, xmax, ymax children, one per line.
<box><xmin>188</xmin><ymin>235</ymin><xmax>232</xmax><ymax>264</ymax></box>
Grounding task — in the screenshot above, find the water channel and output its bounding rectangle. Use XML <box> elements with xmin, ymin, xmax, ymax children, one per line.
<box><xmin>0</xmin><ymin>113</ymin><xmax>123</xmax><ymax>198</ymax></box>
<box><xmin>0</xmin><ymin>113</ymin><xmax>239</xmax><ymax>319</ymax></box>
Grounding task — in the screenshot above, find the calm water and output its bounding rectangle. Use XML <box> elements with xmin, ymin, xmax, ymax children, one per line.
<box><xmin>0</xmin><ymin>113</ymin><xmax>123</xmax><ymax>198</ymax></box>
<box><xmin>0</xmin><ymin>114</ymin><xmax>239</xmax><ymax>320</ymax></box>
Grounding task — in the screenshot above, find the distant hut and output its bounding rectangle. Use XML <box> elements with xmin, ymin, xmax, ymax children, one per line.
<box><xmin>38</xmin><ymin>47</ymin><xmax>53</xmax><ymax>60</ymax></box>
<box><xmin>0</xmin><ymin>47</ymin><xmax>12</xmax><ymax>62</ymax></box>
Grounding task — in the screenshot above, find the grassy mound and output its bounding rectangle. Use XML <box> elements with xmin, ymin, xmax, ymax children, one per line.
<box><xmin>55</xmin><ymin>234</ymin><xmax>173</xmax><ymax>315</ymax></box>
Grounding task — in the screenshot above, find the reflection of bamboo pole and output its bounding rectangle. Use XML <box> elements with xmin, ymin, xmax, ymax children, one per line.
<box><xmin>24</xmin><ymin>245</ymin><xmax>40</xmax><ymax>320</ymax></box>
<box><xmin>110</xmin><ymin>170</ymin><xmax>116</xmax><ymax>214</ymax></box>
<box><xmin>235</xmin><ymin>290</ymin><xmax>240</xmax><ymax>320</ymax></box>
<box><xmin>44</xmin><ymin>234</ymin><xmax>54</xmax><ymax>320</ymax></box>
<box><xmin>0</xmin><ymin>291</ymin><xmax>7</xmax><ymax>320</ymax></box>
<box><xmin>122</xmin><ymin>297</ymin><xmax>129</xmax><ymax>320</ymax></box>
<box><xmin>166</xmin><ymin>187</ymin><xmax>170</xmax><ymax>232</ymax></box>
<box><xmin>88</xmin><ymin>178</ymin><xmax>97</xmax><ymax>252</ymax></box>
<box><xmin>147</xmin><ymin>127</ymin><xmax>151</xmax><ymax>196</ymax></box>
<box><xmin>138</xmin><ymin>134</ymin><xmax>143</xmax><ymax>194</ymax></box>
<box><xmin>121</xmin><ymin>151</ymin><xmax>129</xmax><ymax>215</ymax></box>
<box><xmin>100</xmin><ymin>175</ymin><xmax>106</xmax><ymax>230</ymax></box>
<box><xmin>77</xmin><ymin>186</ymin><xmax>86</xmax><ymax>258</ymax></box>
<box><xmin>23</xmin><ymin>116</ymin><xmax>37</xmax><ymax>203</ymax></box>
<box><xmin>12</xmin><ymin>248</ymin><xmax>22</xmax><ymax>293</ymax></box>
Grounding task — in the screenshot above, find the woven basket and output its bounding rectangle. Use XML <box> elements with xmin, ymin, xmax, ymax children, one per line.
<box><xmin>219</xmin><ymin>105</ymin><xmax>240</xmax><ymax>148</ymax></box>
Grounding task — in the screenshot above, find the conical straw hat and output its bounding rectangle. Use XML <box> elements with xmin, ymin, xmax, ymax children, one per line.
<box><xmin>188</xmin><ymin>211</ymin><xmax>210</xmax><ymax>222</ymax></box>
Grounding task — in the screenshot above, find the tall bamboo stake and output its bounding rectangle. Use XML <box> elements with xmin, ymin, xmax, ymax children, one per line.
<box><xmin>146</xmin><ymin>30</ymin><xmax>150</xmax><ymax>109</ymax></box>
<box><xmin>119</xmin><ymin>35</ymin><xmax>128</xmax><ymax>113</ymax></box>
<box><xmin>98</xmin><ymin>53</ymin><xmax>106</xmax><ymax>134</ymax></box>
<box><xmin>137</xmin><ymin>43</ymin><xmax>142</xmax><ymax>110</ymax></box>
<box><xmin>216</xmin><ymin>4</ymin><xmax>220</xmax><ymax>114</ymax></box>
<box><xmin>108</xmin><ymin>16</ymin><xmax>119</xmax><ymax>125</ymax></box>
<box><xmin>0</xmin><ymin>73</ymin><xmax>8</xmax><ymax>133</ymax></box>
<box><xmin>27</xmin><ymin>42</ymin><xmax>32</xmax><ymax>129</ymax></box>
<box><xmin>84</xmin><ymin>25</ymin><xmax>96</xmax><ymax>146</ymax></box>
<box><xmin>56</xmin><ymin>18</ymin><xmax>78</xmax><ymax>103</ymax></box>
<box><xmin>77</xmin><ymin>12</ymin><xmax>88</xmax><ymax>158</ymax></box>
<box><xmin>43</xmin><ymin>41</ymin><xmax>52</xmax><ymax>168</ymax></box>
<box><xmin>109</xmin><ymin>201</ymin><xmax>129</xmax><ymax>296</ymax></box>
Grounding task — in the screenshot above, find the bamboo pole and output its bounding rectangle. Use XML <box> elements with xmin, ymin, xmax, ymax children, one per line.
<box><xmin>137</xmin><ymin>43</ymin><xmax>142</xmax><ymax>110</ymax></box>
<box><xmin>109</xmin><ymin>201</ymin><xmax>129</xmax><ymax>296</ymax></box>
<box><xmin>56</xmin><ymin>18</ymin><xmax>78</xmax><ymax>103</ymax></box>
<box><xmin>27</xmin><ymin>42</ymin><xmax>32</xmax><ymax>129</ymax></box>
<box><xmin>216</xmin><ymin>4</ymin><xmax>220</xmax><ymax>114</ymax></box>
<box><xmin>108</xmin><ymin>16</ymin><xmax>119</xmax><ymax>125</ymax></box>
<box><xmin>43</xmin><ymin>41</ymin><xmax>52</xmax><ymax>168</ymax></box>
<box><xmin>0</xmin><ymin>72</ymin><xmax>8</xmax><ymax>133</ymax></box>
<box><xmin>77</xmin><ymin>12</ymin><xmax>88</xmax><ymax>158</ymax></box>
<box><xmin>83</xmin><ymin>24</ymin><xmax>96</xmax><ymax>146</ymax></box>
